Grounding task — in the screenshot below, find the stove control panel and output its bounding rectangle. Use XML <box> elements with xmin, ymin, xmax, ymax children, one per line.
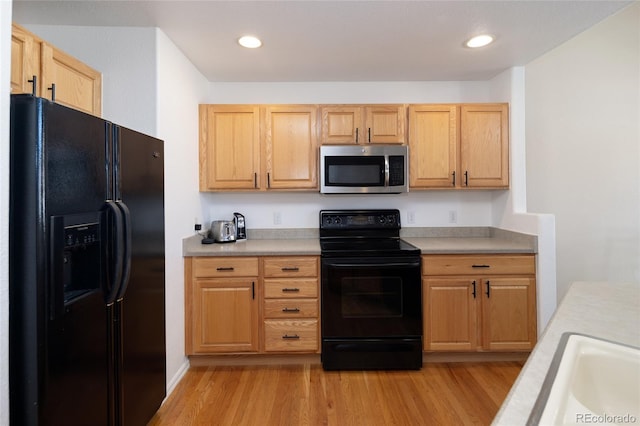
<box><xmin>320</xmin><ymin>210</ymin><xmax>401</xmax><ymax>230</ymax></box>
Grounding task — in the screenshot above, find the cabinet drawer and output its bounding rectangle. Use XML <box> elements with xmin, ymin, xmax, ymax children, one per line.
<box><xmin>264</xmin><ymin>279</ymin><xmax>318</xmax><ymax>298</ymax></box>
<box><xmin>263</xmin><ymin>299</ymin><xmax>318</xmax><ymax>319</ymax></box>
<box><xmin>423</xmin><ymin>255</ymin><xmax>535</xmax><ymax>276</ymax></box>
<box><xmin>263</xmin><ymin>257</ymin><xmax>318</xmax><ymax>278</ymax></box>
<box><xmin>193</xmin><ymin>257</ymin><xmax>259</xmax><ymax>278</ymax></box>
<box><xmin>263</xmin><ymin>320</ymin><xmax>318</xmax><ymax>352</ymax></box>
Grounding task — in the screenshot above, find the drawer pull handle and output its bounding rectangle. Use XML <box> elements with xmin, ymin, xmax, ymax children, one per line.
<box><xmin>281</xmin><ymin>267</ymin><xmax>300</xmax><ymax>272</ymax></box>
<box><xmin>282</xmin><ymin>334</ymin><xmax>300</xmax><ymax>340</ymax></box>
<box><xmin>282</xmin><ymin>288</ymin><xmax>300</xmax><ymax>292</ymax></box>
<box><xmin>282</xmin><ymin>307</ymin><xmax>300</xmax><ymax>313</ymax></box>
<box><xmin>216</xmin><ymin>267</ymin><xmax>235</xmax><ymax>271</ymax></box>
<box><xmin>472</xmin><ymin>264</ymin><xmax>490</xmax><ymax>268</ymax></box>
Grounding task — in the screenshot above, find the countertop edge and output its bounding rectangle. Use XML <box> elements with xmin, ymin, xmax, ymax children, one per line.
<box><xmin>182</xmin><ymin>227</ymin><xmax>537</xmax><ymax>257</ymax></box>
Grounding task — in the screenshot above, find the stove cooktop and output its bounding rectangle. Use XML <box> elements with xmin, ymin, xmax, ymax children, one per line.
<box><xmin>320</xmin><ymin>237</ymin><xmax>421</xmax><ymax>257</ymax></box>
<box><xmin>319</xmin><ymin>209</ymin><xmax>420</xmax><ymax>257</ymax></box>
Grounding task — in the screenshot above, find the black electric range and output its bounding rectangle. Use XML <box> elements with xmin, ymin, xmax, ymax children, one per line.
<box><xmin>319</xmin><ymin>209</ymin><xmax>423</xmax><ymax>370</ymax></box>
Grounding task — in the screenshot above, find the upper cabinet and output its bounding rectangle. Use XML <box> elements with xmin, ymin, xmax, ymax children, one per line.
<box><xmin>408</xmin><ymin>105</ymin><xmax>458</xmax><ymax>188</ymax></box>
<box><xmin>408</xmin><ymin>103</ymin><xmax>509</xmax><ymax>189</ymax></box>
<box><xmin>460</xmin><ymin>104</ymin><xmax>509</xmax><ymax>188</ymax></box>
<box><xmin>11</xmin><ymin>24</ymin><xmax>102</xmax><ymax>116</ymax></box>
<box><xmin>264</xmin><ymin>105</ymin><xmax>318</xmax><ymax>190</ymax></box>
<box><xmin>199</xmin><ymin>105</ymin><xmax>261</xmax><ymax>191</ymax></box>
<box><xmin>321</xmin><ymin>105</ymin><xmax>406</xmax><ymax>144</ymax></box>
<box><xmin>199</xmin><ymin>104</ymin><xmax>318</xmax><ymax>192</ymax></box>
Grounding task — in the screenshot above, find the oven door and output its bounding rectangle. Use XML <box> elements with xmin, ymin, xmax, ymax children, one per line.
<box><xmin>321</xmin><ymin>256</ymin><xmax>422</xmax><ymax>339</ymax></box>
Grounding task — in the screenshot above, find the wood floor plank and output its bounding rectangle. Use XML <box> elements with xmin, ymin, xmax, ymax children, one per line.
<box><xmin>148</xmin><ymin>361</ymin><xmax>523</xmax><ymax>426</ymax></box>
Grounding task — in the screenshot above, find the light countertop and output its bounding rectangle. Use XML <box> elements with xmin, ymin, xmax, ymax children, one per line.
<box><xmin>492</xmin><ymin>281</ymin><xmax>640</xmax><ymax>425</ymax></box>
<box><xmin>183</xmin><ymin>227</ymin><xmax>537</xmax><ymax>257</ymax></box>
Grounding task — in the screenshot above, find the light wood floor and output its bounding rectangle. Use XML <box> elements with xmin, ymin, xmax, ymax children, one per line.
<box><xmin>148</xmin><ymin>361</ymin><xmax>523</xmax><ymax>426</ymax></box>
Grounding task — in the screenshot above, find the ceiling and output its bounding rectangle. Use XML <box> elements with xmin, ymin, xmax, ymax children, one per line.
<box><xmin>12</xmin><ymin>0</ymin><xmax>633</xmax><ymax>82</ymax></box>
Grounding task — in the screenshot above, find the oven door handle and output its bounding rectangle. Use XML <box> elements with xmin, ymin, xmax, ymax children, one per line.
<box><xmin>326</xmin><ymin>261</ymin><xmax>421</xmax><ymax>269</ymax></box>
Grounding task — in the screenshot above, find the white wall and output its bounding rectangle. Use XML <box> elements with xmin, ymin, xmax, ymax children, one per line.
<box><xmin>156</xmin><ymin>29</ymin><xmax>209</xmax><ymax>392</ymax></box>
<box><xmin>525</xmin><ymin>3</ymin><xmax>640</xmax><ymax>299</ymax></box>
<box><xmin>489</xmin><ymin>67</ymin><xmax>557</xmax><ymax>330</ymax></box>
<box><xmin>1</xmin><ymin>3</ymin><xmax>13</xmax><ymax>424</ymax></box>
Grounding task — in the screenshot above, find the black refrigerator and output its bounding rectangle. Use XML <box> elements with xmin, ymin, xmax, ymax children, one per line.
<box><xmin>9</xmin><ymin>94</ymin><xmax>166</xmax><ymax>426</ymax></box>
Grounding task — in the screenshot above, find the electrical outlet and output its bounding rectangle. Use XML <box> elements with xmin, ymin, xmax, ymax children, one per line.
<box><xmin>407</xmin><ymin>211</ymin><xmax>415</xmax><ymax>224</ymax></box>
<box><xmin>273</xmin><ymin>211</ymin><xmax>282</xmax><ymax>225</ymax></box>
<box><xmin>448</xmin><ymin>210</ymin><xmax>458</xmax><ymax>224</ymax></box>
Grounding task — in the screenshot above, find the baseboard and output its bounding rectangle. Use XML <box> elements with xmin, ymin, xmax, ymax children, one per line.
<box><xmin>423</xmin><ymin>351</ymin><xmax>530</xmax><ymax>363</ymax></box>
<box><xmin>189</xmin><ymin>353</ymin><xmax>322</xmax><ymax>367</ymax></box>
<box><xmin>163</xmin><ymin>358</ymin><xmax>190</xmax><ymax>402</ymax></box>
<box><xmin>186</xmin><ymin>351</ymin><xmax>529</xmax><ymax>367</ymax></box>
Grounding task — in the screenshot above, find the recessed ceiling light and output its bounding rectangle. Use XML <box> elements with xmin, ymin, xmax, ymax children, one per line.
<box><xmin>465</xmin><ymin>34</ymin><xmax>494</xmax><ymax>48</ymax></box>
<box><xmin>238</xmin><ymin>36</ymin><xmax>262</xmax><ymax>49</ymax></box>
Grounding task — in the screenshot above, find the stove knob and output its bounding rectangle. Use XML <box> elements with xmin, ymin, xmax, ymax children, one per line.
<box><xmin>335</xmin><ymin>217</ymin><xmax>342</xmax><ymax>225</ymax></box>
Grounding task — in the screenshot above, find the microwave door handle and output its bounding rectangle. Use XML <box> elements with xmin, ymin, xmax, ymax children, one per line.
<box><xmin>384</xmin><ymin>156</ymin><xmax>390</xmax><ymax>187</ymax></box>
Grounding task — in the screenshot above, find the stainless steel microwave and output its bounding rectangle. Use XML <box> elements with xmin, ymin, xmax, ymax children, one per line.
<box><xmin>320</xmin><ymin>145</ymin><xmax>409</xmax><ymax>194</ymax></box>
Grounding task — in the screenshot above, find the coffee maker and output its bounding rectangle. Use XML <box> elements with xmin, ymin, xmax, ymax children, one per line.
<box><xmin>233</xmin><ymin>212</ymin><xmax>246</xmax><ymax>240</ymax></box>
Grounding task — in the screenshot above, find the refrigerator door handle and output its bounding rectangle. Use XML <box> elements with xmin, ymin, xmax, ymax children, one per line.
<box><xmin>104</xmin><ymin>201</ymin><xmax>124</xmax><ymax>305</ymax></box>
<box><xmin>115</xmin><ymin>201</ymin><xmax>132</xmax><ymax>300</ymax></box>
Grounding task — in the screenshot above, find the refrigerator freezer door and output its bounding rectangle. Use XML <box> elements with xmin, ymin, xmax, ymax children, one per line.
<box><xmin>114</xmin><ymin>126</ymin><xmax>166</xmax><ymax>425</ymax></box>
<box><xmin>9</xmin><ymin>95</ymin><xmax>111</xmax><ymax>425</ymax></box>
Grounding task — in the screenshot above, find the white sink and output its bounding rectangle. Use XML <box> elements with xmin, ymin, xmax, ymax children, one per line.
<box><xmin>528</xmin><ymin>333</ymin><xmax>640</xmax><ymax>425</ymax></box>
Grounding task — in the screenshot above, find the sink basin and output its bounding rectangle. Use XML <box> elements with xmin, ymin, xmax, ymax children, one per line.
<box><xmin>528</xmin><ymin>333</ymin><xmax>640</xmax><ymax>425</ymax></box>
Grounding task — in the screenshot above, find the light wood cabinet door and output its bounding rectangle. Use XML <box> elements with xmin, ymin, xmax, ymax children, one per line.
<box><xmin>199</xmin><ymin>105</ymin><xmax>261</xmax><ymax>191</ymax></box>
<box><xmin>264</xmin><ymin>105</ymin><xmax>318</xmax><ymax>190</ymax></box>
<box><xmin>424</xmin><ymin>278</ymin><xmax>477</xmax><ymax>351</ymax></box>
<box><xmin>481</xmin><ymin>277</ymin><xmax>537</xmax><ymax>351</ymax></box>
<box><xmin>408</xmin><ymin>105</ymin><xmax>458</xmax><ymax>188</ymax></box>
<box><xmin>190</xmin><ymin>278</ymin><xmax>259</xmax><ymax>353</ymax></box>
<box><xmin>365</xmin><ymin>105</ymin><xmax>406</xmax><ymax>144</ymax></box>
<box><xmin>320</xmin><ymin>104</ymin><xmax>406</xmax><ymax>144</ymax></box>
<box><xmin>460</xmin><ymin>104</ymin><xmax>509</xmax><ymax>188</ymax></box>
<box><xmin>321</xmin><ymin>106</ymin><xmax>363</xmax><ymax>144</ymax></box>
<box><xmin>11</xmin><ymin>24</ymin><xmax>39</xmax><ymax>95</ymax></box>
<box><xmin>40</xmin><ymin>43</ymin><xmax>102</xmax><ymax>116</ymax></box>
<box><xmin>11</xmin><ymin>24</ymin><xmax>102</xmax><ymax>116</ymax></box>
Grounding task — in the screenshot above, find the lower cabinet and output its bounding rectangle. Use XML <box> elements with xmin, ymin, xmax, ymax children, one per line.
<box><xmin>422</xmin><ymin>254</ymin><xmax>537</xmax><ymax>352</ymax></box>
<box><xmin>185</xmin><ymin>253</ymin><xmax>535</xmax><ymax>357</ymax></box>
<box><xmin>262</xmin><ymin>256</ymin><xmax>319</xmax><ymax>353</ymax></box>
<box><xmin>185</xmin><ymin>257</ymin><xmax>259</xmax><ymax>354</ymax></box>
<box><xmin>185</xmin><ymin>255</ymin><xmax>319</xmax><ymax>356</ymax></box>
